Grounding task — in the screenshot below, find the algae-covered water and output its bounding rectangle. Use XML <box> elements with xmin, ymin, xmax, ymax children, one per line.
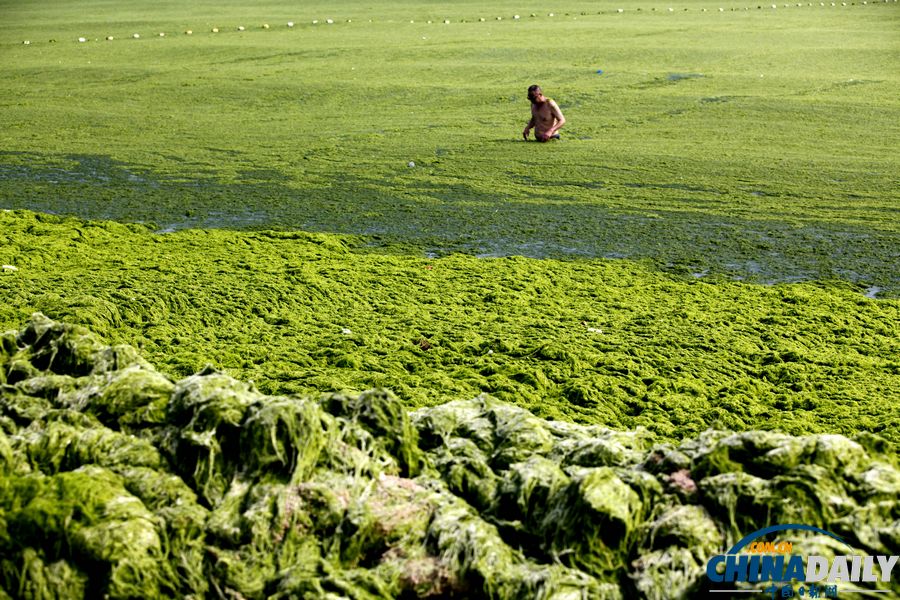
<box><xmin>1</xmin><ymin>0</ymin><xmax>899</xmax><ymax>291</ymax></box>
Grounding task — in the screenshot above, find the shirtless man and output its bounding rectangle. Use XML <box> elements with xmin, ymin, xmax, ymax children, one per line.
<box><xmin>522</xmin><ymin>84</ymin><xmax>566</xmax><ymax>142</ymax></box>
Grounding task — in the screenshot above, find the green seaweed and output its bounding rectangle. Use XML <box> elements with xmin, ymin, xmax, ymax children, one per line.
<box><xmin>0</xmin><ymin>1</ymin><xmax>897</xmax><ymax>597</ymax></box>
<box><xmin>2</xmin><ymin>211</ymin><xmax>897</xmax><ymax>449</ymax></box>
<box><xmin>3</xmin><ymin>548</ymin><xmax>88</xmax><ymax>600</ymax></box>
<box><xmin>240</xmin><ymin>397</ymin><xmax>331</xmax><ymax>483</ymax></box>
<box><xmin>0</xmin><ymin>316</ymin><xmax>898</xmax><ymax>597</ymax></box>
<box><xmin>320</xmin><ymin>389</ymin><xmax>423</xmax><ymax>477</ymax></box>
<box><xmin>0</xmin><ymin>467</ymin><xmax>174</xmax><ymax>597</ymax></box>
<box><xmin>1</xmin><ymin>0</ymin><xmax>898</xmax><ymax>292</ymax></box>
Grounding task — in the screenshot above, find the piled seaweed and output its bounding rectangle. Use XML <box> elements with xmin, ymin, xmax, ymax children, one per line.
<box><xmin>1</xmin><ymin>314</ymin><xmax>897</xmax><ymax>599</ymax></box>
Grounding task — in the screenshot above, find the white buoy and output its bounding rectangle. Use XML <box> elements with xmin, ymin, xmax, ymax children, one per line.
<box><xmin>185</xmin><ymin>30</ymin><xmax>192</xmax><ymax>35</ymax></box>
<box><xmin>514</xmin><ymin>14</ymin><xmax>520</xmax><ymax>19</ymax></box>
<box><xmin>312</xmin><ymin>20</ymin><xmax>318</xmax><ymax>24</ymax></box>
<box><xmin>159</xmin><ymin>32</ymin><xmax>165</xmax><ymax>36</ymax></box>
<box><xmin>262</xmin><ymin>23</ymin><xmax>269</xmax><ymax>29</ymax></box>
<box><xmin>212</xmin><ymin>27</ymin><xmax>219</xmax><ymax>32</ymax></box>
<box><xmin>548</xmin><ymin>12</ymin><xmax>554</xmax><ymax>16</ymax></box>
<box><xmin>444</xmin><ymin>19</ymin><xmax>450</xmax><ymax>23</ymax></box>
<box><xmin>326</xmin><ymin>18</ymin><xmax>333</xmax><ymax>24</ymax></box>
<box><xmin>237</xmin><ymin>26</ymin><xmax>245</xmax><ymax>31</ymax></box>
<box><xmin>133</xmin><ymin>33</ymin><xmax>140</xmax><ymax>38</ymax></box>
<box><xmin>408</xmin><ymin>161</ymin><xmax>415</xmax><ymax>167</ymax></box>
<box><xmin>479</xmin><ymin>17</ymin><xmax>485</xmax><ymax>21</ymax></box>
<box><xmin>287</xmin><ymin>21</ymin><xmax>294</xmax><ymax>27</ymax></box>
<box><xmin>107</xmin><ymin>35</ymin><xmax>114</xmax><ymax>40</ymax></box>
<box><xmin>23</xmin><ymin>40</ymin><xmax>31</xmax><ymax>44</ymax></box>
<box><xmin>618</xmin><ymin>8</ymin><xmax>624</xmax><ymax>12</ymax></box>
<box><xmin>78</xmin><ymin>37</ymin><xmax>86</xmax><ymax>42</ymax></box>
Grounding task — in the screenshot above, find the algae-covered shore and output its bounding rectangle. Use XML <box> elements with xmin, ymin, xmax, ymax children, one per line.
<box><xmin>2</xmin><ymin>0</ymin><xmax>899</xmax><ymax>596</ymax></box>
<box><xmin>1</xmin><ymin>315</ymin><xmax>898</xmax><ymax>598</ymax></box>
<box><xmin>2</xmin><ymin>210</ymin><xmax>897</xmax><ymax>597</ymax></box>
<box><xmin>1</xmin><ymin>210</ymin><xmax>898</xmax><ymax>447</ymax></box>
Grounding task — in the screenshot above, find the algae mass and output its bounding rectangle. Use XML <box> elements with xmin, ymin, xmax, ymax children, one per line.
<box><xmin>1</xmin><ymin>315</ymin><xmax>898</xmax><ymax>598</ymax></box>
<box><xmin>1</xmin><ymin>210</ymin><xmax>898</xmax><ymax>447</ymax></box>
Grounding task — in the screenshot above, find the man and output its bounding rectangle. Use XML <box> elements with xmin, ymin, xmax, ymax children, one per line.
<box><xmin>522</xmin><ymin>84</ymin><xmax>566</xmax><ymax>142</ymax></box>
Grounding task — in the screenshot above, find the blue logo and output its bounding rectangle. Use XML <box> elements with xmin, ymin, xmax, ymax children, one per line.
<box><xmin>705</xmin><ymin>524</ymin><xmax>898</xmax><ymax>598</ymax></box>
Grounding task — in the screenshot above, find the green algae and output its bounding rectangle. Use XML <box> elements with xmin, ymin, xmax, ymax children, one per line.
<box><xmin>0</xmin><ymin>0</ymin><xmax>898</xmax><ymax>292</ymax></box>
<box><xmin>1</xmin><ymin>210</ymin><xmax>897</xmax><ymax>447</ymax></box>
<box><xmin>0</xmin><ymin>5</ymin><xmax>898</xmax><ymax>594</ymax></box>
<box><xmin>0</xmin><ymin>315</ymin><xmax>897</xmax><ymax>598</ymax></box>
<box><xmin>321</xmin><ymin>389</ymin><xmax>423</xmax><ymax>477</ymax></box>
<box><xmin>1</xmin><ymin>466</ymin><xmax>173</xmax><ymax>598</ymax></box>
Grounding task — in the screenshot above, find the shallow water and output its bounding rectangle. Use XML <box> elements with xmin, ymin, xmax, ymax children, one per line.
<box><xmin>1</xmin><ymin>154</ymin><xmax>897</xmax><ymax>296</ymax></box>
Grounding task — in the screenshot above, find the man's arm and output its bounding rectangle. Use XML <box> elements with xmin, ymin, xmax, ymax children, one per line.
<box><xmin>523</xmin><ymin>115</ymin><xmax>535</xmax><ymax>140</ymax></box>
<box><xmin>546</xmin><ymin>100</ymin><xmax>566</xmax><ymax>135</ymax></box>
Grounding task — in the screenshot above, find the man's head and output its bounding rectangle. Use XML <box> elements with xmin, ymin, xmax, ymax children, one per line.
<box><xmin>527</xmin><ymin>84</ymin><xmax>545</xmax><ymax>104</ymax></box>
